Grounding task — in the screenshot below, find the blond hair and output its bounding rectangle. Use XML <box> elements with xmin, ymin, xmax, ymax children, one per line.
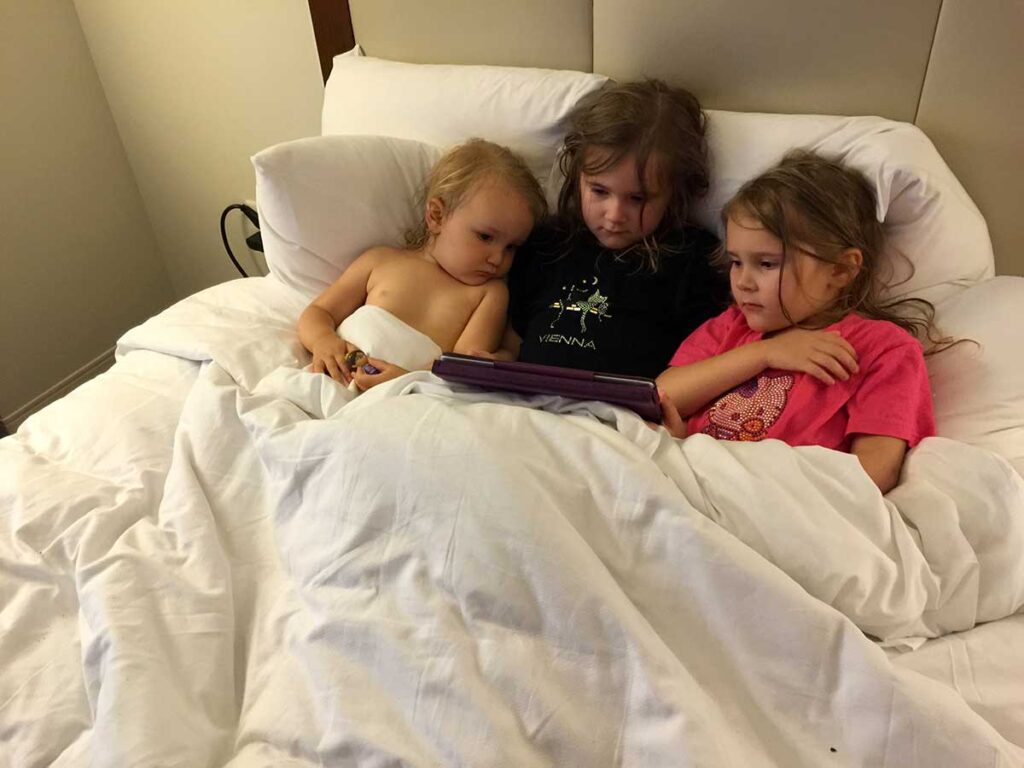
<box><xmin>556</xmin><ymin>78</ymin><xmax>710</xmax><ymax>271</ymax></box>
<box><xmin>405</xmin><ymin>139</ymin><xmax>547</xmax><ymax>249</ymax></box>
<box><xmin>719</xmin><ymin>150</ymin><xmax>952</xmax><ymax>352</ymax></box>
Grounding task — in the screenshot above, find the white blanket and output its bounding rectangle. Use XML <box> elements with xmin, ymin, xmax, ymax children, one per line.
<box><xmin>2</xmin><ymin>277</ymin><xmax>1022</xmax><ymax>766</ymax></box>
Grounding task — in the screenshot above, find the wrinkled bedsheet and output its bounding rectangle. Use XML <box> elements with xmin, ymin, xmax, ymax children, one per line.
<box><xmin>2</xmin><ymin>277</ymin><xmax>1022</xmax><ymax>767</ymax></box>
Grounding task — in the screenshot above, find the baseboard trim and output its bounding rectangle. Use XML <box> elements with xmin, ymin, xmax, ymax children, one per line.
<box><xmin>3</xmin><ymin>346</ymin><xmax>117</xmax><ymax>431</ymax></box>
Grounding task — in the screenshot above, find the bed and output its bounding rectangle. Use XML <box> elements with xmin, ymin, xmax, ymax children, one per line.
<box><xmin>3</xmin><ymin>2</ymin><xmax>1023</xmax><ymax>766</ymax></box>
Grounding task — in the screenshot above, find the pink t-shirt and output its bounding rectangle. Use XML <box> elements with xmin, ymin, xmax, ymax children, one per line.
<box><xmin>669</xmin><ymin>306</ymin><xmax>935</xmax><ymax>451</ymax></box>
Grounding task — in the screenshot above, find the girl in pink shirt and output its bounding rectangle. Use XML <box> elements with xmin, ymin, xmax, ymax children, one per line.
<box><xmin>656</xmin><ymin>151</ymin><xmax>946</xmax><ymax>493</ymax></box>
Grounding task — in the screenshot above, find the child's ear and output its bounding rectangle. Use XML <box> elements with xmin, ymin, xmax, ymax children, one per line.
<box><xmin>831</xmin><ymin>248</ymin><xmax>863</xmax><ymax>287</ymax></box>
<box><xmin>425</xmin><ymin>197</ymin><xmax>446</xmax><ymax>235</ymax></box>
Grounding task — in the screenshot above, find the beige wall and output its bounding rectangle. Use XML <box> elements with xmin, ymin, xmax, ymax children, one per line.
<box><xmin>0</xmin><ymin>0</ymin><xmax>174</xmax><ymax>420</ymax></box>
<box><xmin>72</xmin><ymin>0</ymin><xmax>326</xmax><ymax>298</ymax></box>
<box><xmin>915</xmin><ymin>0</ymin><xmax>1024</xmax><ymax>278</ymax></box>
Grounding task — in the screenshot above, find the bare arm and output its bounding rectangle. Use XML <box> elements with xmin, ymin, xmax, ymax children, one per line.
<box><xmin>493</xmin><ymin>324</ymin><xmax>522</xmax><ymax>361</ymax></box>
<box><xmin>656</xmin><ymin>329</ymin><xmax>860</xmax><ymax>417</ymax></box>
<box><xmin>850</xmin><ymin>434</ymin><xmax>908</xmax><ymax>494</ymax></box>
<box><xmin>297</xmin><ymin>248</ymin><xmax>382</xmax><ymax>381</ymax></box>
<box><xmin>468</xmin><ymin>324</ymin><xmax>520</xmax><ymax>361</ymax></box>
<box><xmin>656</xmin><ymin>342</ymin><xmax>774</xmax><ymax>417</ymax></box>
<box><xmin>452</xmin><ymin>283</ymin><xmax>510</xmax><ymax>355</ymax></box>
<box><xmin>647</xmin><ymin>390</ymin><xmax>689</xmax><ymax>438</ymax></box>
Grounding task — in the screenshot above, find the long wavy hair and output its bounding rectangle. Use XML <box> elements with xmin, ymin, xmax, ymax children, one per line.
<box><xmin>555</xmin><ymin>78</ymin><xmax>710</xmax><ymax>271</ymax></box>
<box><xmin>405</xmin><ymin>138</ymin><xmax>547</xmax><ymax>249</ymax></box>
<box><xmin>719</xmin><ymin>150</ymin><xmax>953</xmax><ymax>352</ymax></box>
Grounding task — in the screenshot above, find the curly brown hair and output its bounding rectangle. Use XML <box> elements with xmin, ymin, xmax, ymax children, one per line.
<box><xmin>719</xmin><ymin>150</ymin><xmax>953</xmax><ymax>352</ymax></box>
<box><xmin>405</xmin><ymin>138</ymin><xmax>547</xmax><ymax>249</ymax></box>
<box><xmin>555</xmin><ymin>79</ymin><xmax>710</xmax><ymax>271</ymax></box>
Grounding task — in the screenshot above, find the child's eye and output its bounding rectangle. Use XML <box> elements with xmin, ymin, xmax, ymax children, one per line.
<box><xmin>477</xmin><ymin>232</ymin><xmax>493</xmax><ymax>242</ymax></box>
<box><xmin>761</xmin><ymin>261</ymin><xmax>779</xmax><ymax>270</ymax></box>
<box><xmin>589</xmin><ymin>185</ymin><xmax>608</xmax><ymax>197</ymax></box>
<box><xmin>630</xmin><ymin>195</ymin><xmax>646</xmax><ymax>204</ymax></box>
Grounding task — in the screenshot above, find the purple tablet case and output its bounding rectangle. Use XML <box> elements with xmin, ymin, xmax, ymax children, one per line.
<box><xmin>431</xmin><ymin>353</ymin><xmax>662</xmax><ymax>422</ymax></box>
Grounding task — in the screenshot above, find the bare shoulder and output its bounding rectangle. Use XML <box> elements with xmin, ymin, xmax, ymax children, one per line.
<box><xmin>352</xmin><ymin>246</ymin><xmax>414</xmax><ymax>285</ymax></box>
<box><xmin>357</xmin><ymin>244</ymin><xmax>407</xmax><ymax>266</ymax></box>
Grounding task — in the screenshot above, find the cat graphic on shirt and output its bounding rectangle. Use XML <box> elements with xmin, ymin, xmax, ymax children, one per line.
<box><xmin>704</xmin><ymin>372</ymin><xmax>795</xmax><ymax>441</ymax></box>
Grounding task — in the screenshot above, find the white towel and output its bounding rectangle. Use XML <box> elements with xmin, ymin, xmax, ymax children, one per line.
<box><xmin>338</xmin><ymin>305</ymin><xmax>442</xmax><ymax>373</ymax></box>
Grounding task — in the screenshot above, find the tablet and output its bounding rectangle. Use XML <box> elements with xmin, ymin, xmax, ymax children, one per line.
<box><xmin>431</xmin><ymin>353</ymin><xmax>662</xmax><ymax>422</ymax></box>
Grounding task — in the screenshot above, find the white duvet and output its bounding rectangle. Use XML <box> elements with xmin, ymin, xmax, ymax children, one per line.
<box><xmin>2</xmin><ymin>277</ymin><xmax>1023</xmax><ymax>767</ymax></box>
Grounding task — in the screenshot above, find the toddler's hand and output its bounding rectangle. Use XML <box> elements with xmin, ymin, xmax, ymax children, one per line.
<box><xmin>762</xmin><ymin>329</ymin><xmax>859</xmax><ymax>385</ymax></box>
<box><xmin>351</xmin><ymin>358</ymin><xmax>409</xmax><ymax>391</ymax></box>
<box><xmin>310</xmin><ymin>334</ymin><xmax>352</xmax><ymax>383</ymax></box>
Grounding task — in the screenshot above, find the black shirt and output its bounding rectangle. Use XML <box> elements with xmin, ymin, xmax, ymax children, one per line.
<box><xmin>508</xmin><ymin>220</ymin><xmax>727</xmax><ymax>379</ymax></box>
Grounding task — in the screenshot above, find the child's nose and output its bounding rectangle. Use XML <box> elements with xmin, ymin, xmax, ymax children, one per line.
<box><xmin>734</xmin><ymin>267</ymin><xmax>755</xmax><ymax>289</ymax></box>
<box><xmin>606</xmin><ymin>198</ymin><xmax>627</xmax><ymax>222</ymax></box>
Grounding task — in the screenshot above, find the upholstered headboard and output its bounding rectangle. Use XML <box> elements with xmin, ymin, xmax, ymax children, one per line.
<box><xmin>307</xmin><ymin>0</ymin><xmax>1023</xmax><ymax>276</ymax></box>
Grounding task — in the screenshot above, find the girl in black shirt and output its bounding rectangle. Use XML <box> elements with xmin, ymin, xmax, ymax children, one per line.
<box><xmin>503</xmin><ymin>79</ymin><xmax>728</xmax><ymax>378</ymax></box>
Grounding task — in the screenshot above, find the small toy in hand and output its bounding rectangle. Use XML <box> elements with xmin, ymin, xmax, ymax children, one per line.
<box><xmin>344</xmin><ymin>349</ymin><xmax>380</xmax><ymax>375</ymax></box>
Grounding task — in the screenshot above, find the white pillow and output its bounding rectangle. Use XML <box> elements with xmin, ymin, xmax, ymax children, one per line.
<box><xmin>928</xmin><ymin>278</ymin><xmax>1024</xmax><ymax>478</ymax></box>
<box><xmin>693</xmin><ymin>111</ymin><xmax>995</xmax><ymax>302</ymax></box>
<box><xmin>321</xmin><ymin>51</ymin><xmax>608</xmax><ymax>187</ymax></box>
<box><xmin>253</xmin><ymin>135</ymin><xmax>442</xmax><ymax>298</ymax></box>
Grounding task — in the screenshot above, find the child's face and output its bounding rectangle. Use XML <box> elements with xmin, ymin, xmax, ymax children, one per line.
<box><xmin>726</xmin><ymin>215</ymin><xmax>842</xmax><ymax>333</ymax></box>
<box><xmin>428</xmin><ymin>178</ymin><xmax>535</xmax><ymax>285</ymax></box>
<box><xmin>579</xmin><ymin>150</ymin><xmax>669</xmax><ymax>250</ymax></box>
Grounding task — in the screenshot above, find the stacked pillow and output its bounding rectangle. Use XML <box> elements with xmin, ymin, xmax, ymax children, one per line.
<box><xmin>696</xmin><ymin>111</ymin><xmax>993</xmax><ymax>302</ymax></box>
<box><xmin>255</xmin><ymin>48</ymin><xmax>608</xmax><ymax>298</ymax></box>
<box><xmin>254</xmin><ymin>135</ymin><xmax>441</xmax><ymax>298</ymax></box>
<box><xmin>321</xmin><ymin>46</ymin><xmax>609</xmax><ymax>186</ymax></box>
